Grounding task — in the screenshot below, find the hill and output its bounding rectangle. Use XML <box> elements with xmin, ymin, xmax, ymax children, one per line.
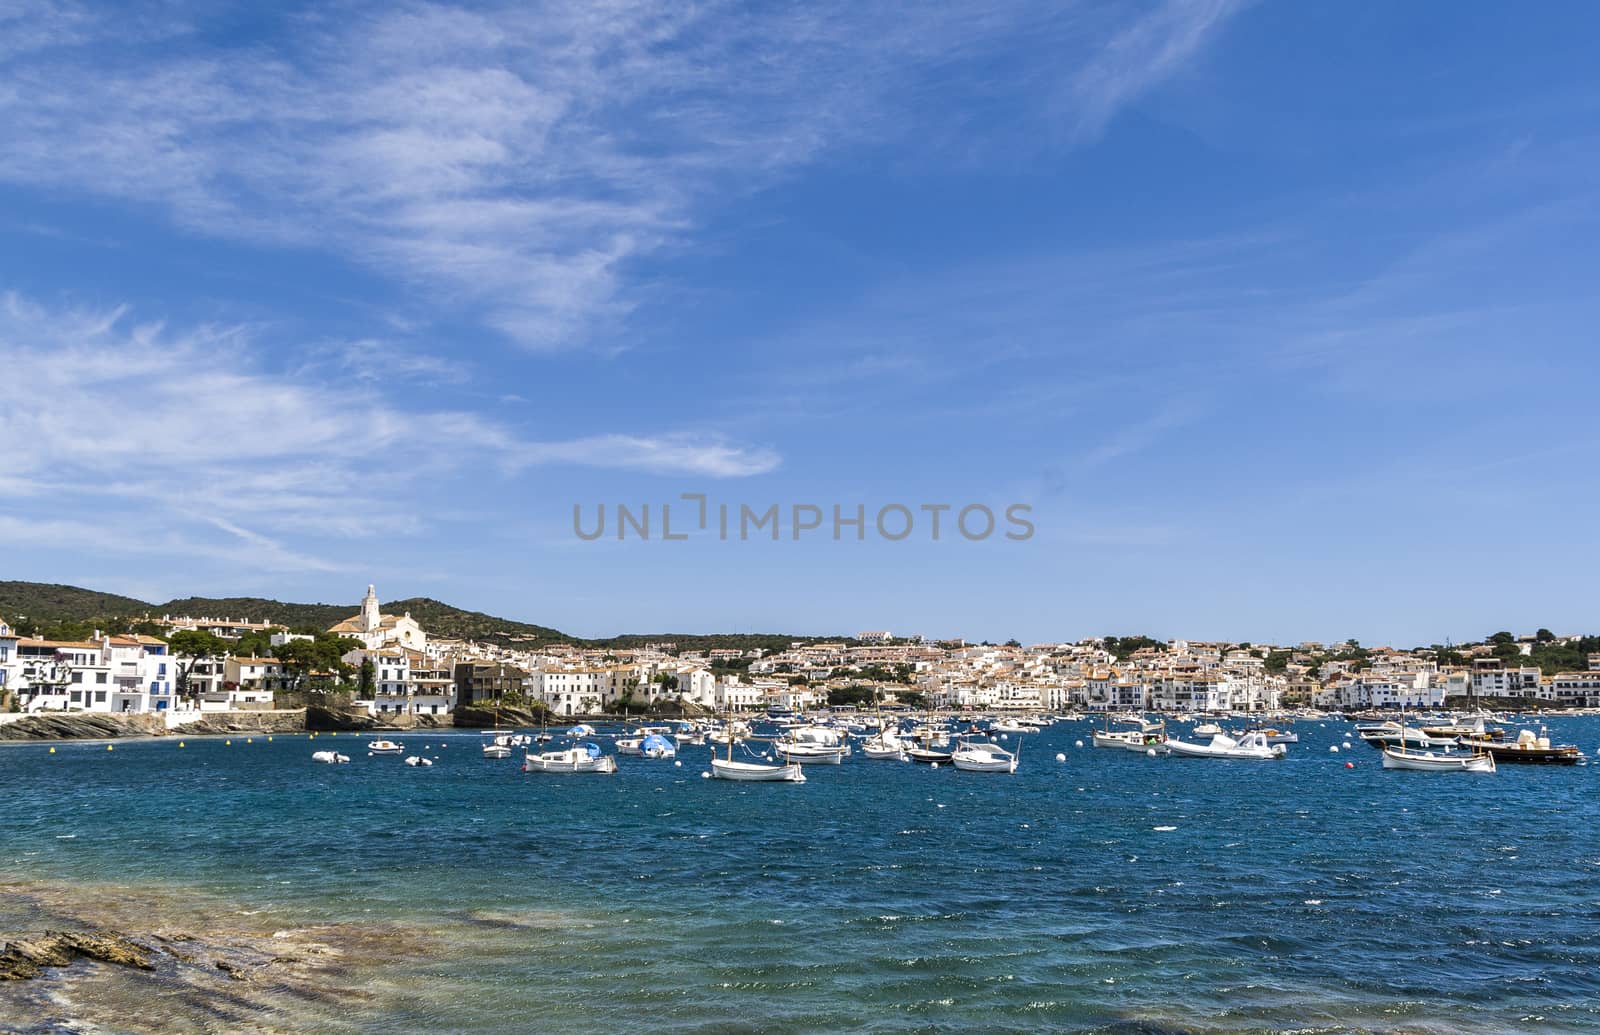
<box><xmin>0</xmin><ymin>582</ymin><xmax>570</xmax><ymax>644</ymax></box>
<box><xmin>0</xmin><ymin>582</ymin><xmax>152</xmax><ymax>622</ymax></box>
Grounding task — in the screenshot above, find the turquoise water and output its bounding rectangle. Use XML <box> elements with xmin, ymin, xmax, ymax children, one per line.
<box><xmin>4</xmin><ymin>718</ymin><xmax>1600</xmax><ymax>1032</ymax></box>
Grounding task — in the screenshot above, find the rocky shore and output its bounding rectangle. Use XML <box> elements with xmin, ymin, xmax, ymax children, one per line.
<box><xmin>0</xmin><ymin>709</ymin><xmax>309</xmax><ymax>742</ymax></box>
<box><xmin>0</xmin><ymin>880</ymin><xmax>441</xmax><ymax>1034</ymax></box>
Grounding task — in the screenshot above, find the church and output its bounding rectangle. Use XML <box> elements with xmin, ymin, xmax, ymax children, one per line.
<box><xmin>327</xmin><ymin>585</ymin><xmax>428</xmax><ymax>652</ymax></box>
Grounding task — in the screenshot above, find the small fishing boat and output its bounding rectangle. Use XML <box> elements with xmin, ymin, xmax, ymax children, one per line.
<box><xmin>1381</xmin><ymin>746</ymin><xmax>1496</xmax><ymax>772</ymax></box>
<box><xmin>1166</xmin><ymin>731</ymin><xmax>1285</xmax><ymax>760</ymax></box>
<box><xmin>482</xmin><ymin>733</ymin><xmax>513</xmax><ymax>759</ymax></box>
<box><xmin>951</xmin><ymin>740</ymin><xmax>1018</xmax><ymax>773</ymax></box>
<box><xmin>639</xmin><ymin>733</ymin><xmax>677</xmax><ymax>759</ymax></box>
<box><xmin>774</xmin><ymin>740</ymin><xmax>848</xmax><ymax>764</ymax></box>
<box><xmin>311</xmin><ymin>750</ymin><xmax>349</xmax><ymax>764</ymax></box>
<box><xmin>367</xmin><ymin>739</ymin><xmax>404</xmax><ymax>755</ymax></box>
<box><xmin>523</xmin><ymin>743</ymin><xmax>618</xmax><ymax>774</ymax></box>
<box><xmin>710</xmin><ymin>757</ymin><xmax>806</xmax><ymax>781</ymax></box>
<box><xmin>1192</xmin><ymin>722</ymin><xmax>1223</xmax><ymax>737</ymax></box>
<box><xmin>1478</xmin><ymin>727</ymin><xmax>1581</xmax><ymax>766</ymax></box>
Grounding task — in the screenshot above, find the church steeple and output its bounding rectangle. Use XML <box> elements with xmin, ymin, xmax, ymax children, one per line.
<box><xmin>361</xmin><ymin>584</ymin><xmax>380</xmax><ymax>633</ymax></box>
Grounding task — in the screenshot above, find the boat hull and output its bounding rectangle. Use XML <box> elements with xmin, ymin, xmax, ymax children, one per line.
<box><xmin>711</xmin><ymin>759</ymin><xmax>805</xmax><ymax>782</ymax></box>
<box><xmin>1381</xmin><ymin>748</ymin><xmax>1495</xmax><ymax>772</ymax></box>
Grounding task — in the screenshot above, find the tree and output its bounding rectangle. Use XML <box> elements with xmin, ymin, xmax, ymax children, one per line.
<box><xmin>1488</xmin><ymin>631</ymin><xmax>1515</xmax><ymax>646</ymax></box>
<box><xmin>1536</xmin><ymin>628</ymin><xmax>1556</xmax><ymax>643</ymax></box>
<box><xmin>358</xmin><ymin>658</ymin><xmax>375</xmax><ymax>697</ymax></box>
<box><xmin>1004</xmin><ymin>638</ymin><xmax>1021</xmax><ymax>648</ymax></box>
<box><xmin>167</xmin><ymin>629</ymin><xmax>227</xmax><ymax>703</ymax></box>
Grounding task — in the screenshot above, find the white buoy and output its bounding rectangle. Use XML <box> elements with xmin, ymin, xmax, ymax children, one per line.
<box><xmin>1055</xmin><ymin>752</ymin><xmax>1066</xmax><ymax>762</ymax></box>
<box><xmin>701</xmin><ymin>771</ymin><xmax>711</xmax><ymax>779</ymax></box>
<box><xmin>930</xmin><ymin>762</ymin><xmax>939</xmax><ymax>769</ymax></box>
<box><xmin>1000</xmin><ymin>733</ymin><xmax>1009</xmax><ymax>741</ymax></box>
<box><xmin>1330</xmin><ymin>745</ymin><xmax>1339</xmax><ymax>753</ymax></box>
<box><xmin>1343</xmin><ymin>741</ymin><xmax>1352</xmax><ymax>749</ymax></box>
<box><xmin>674</xmin><ymin>760</ymin><xmax>682</xmax><ymax>767</ymax></box>
<box><xmin>1146</xmin><ymin>748</ymin><xmax>1157</xmax><ymax>757</ymax></box>
<box><xmin>1075</xmin><ymin>740</ymin><xmax>1084</xmax><ymax>748</ymax></box>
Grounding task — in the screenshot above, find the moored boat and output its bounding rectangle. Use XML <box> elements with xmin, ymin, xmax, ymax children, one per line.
<box><xmin>710</xmin><ymin>757</ymin><xmax>806</xmax><ymax>781</ymax></box>
<box><xmin>1166</xmin><ymin>731</ymin><xmax>1285</xmax><ymax>760</ymax></box>
<box><xmin>1478</xmin><ymin>727</ymin><xmax>1581</xmax><ymax>766</ymax></box>
<box><xmin>367</xmin><ymin>739</ymin><xmax>404</xmax><ymax>755</ymax></box>
<box><xmin>951</xmin><ymin>740</ymin><xmax>1018</xmax><ymax>773</ymax></box>
<box><xmin>522</xmin><ymin>743</ymin><xmax>618</xmax><ymax>774</ymax></box>
<box><xmin>1381</xmin><ymin>746</ymin><xmax>1496</xmax><ymax>772</ymax></box>
<box><xmin>311</xmin><ymin>750</ymin><xmax>349</xmax><ymax>764</ymax></box>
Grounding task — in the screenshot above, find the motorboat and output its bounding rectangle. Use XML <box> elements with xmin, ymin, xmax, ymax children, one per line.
<box><xmin>951</xmin><ymin>740</ymin><xmax>1018</xmax><ymax>773</ymax></box>
<box><xmin>522</xmin><ymin>743</ymin><xmax>618</xmax><ymax>774</ymax></box>
<box><xmin>1246</xmin><ymin>727</ymin><xmax>1298</xmax><ymax>745</ymax></box>
<box><xmin>991</xmin><ymin>719</ymin><xmax>1037</xmax><ymax>734</ymax></box>
<box><xmin>1381</xmin><ymin>746</ymin><xmax>1496</xmax><ymax>772</ymax></box>
<box><xmin>404</xmin><ymin>755</ymin><xmax>433</xmax><ymax>767</ymax></box>
<box><xmin>639</xmin><ymin>733</ymin><xmax>677</xmax><ymax>759</ymax></box>
<box><xmin>616</xmin><ymin>725</ymin><xmax>675</xmax><ymax>755</ymax></box>
<box><xmin>482</xmin><ymin>733</ymin><xmax>514</xmax><ymax>759</ymax></box>
<box><xmin>311</xmin><ymin>750</ymin><xmax>349</xmax><ymax>764</ymax></box>
<box><xmin>367</xmin><ymin>739</ymin><xmax>404</xmax><ymax>755</ymax></box>
<box><xmin>1166</xmin><ymin>731</ymin><xmax>1286</xmax><ymax>760</ymax></box>
<box><xmin>710</xmin><ymin>757</ymin><xmax>806</xmax><ymax>782</ymax></box>
<box><xmin>906</xmin><ymin>746</ymin><xmax>954</xmax><ymax>764</ymax></box>
<box><xmin>1192</xmin><ymin>722</ymin><xmax>1223</xmax><ymax>737</ymax></box>
<box><xmin>1358</xmin><ymin>723</ymin><xmax>1455</xmax><ymax>750</ymax></box>
<box><xmin>1478</xmin><ymin>727</ymin><xmax>1581</xmax><ymax>765</ymax></box>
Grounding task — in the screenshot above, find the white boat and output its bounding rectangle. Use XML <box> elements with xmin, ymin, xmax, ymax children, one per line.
<box><xmin>367</xmin><ymin>739</ymin><xmax>404</xmax><ymax>755</ymax></box>
<box><xmin>404</xmin><ymin>755</ymin><xmax>433</xmax><ymax>767</ymax></box>
<box><xmin>774</xmin><ymin>741</ymin><xmax>848</xmax><ymax>765</ymax></box>
<box><xmin>482</xmin><ymin>733</ymin><xmax>514</xmax><ymax>759</ymax></box>
<box><xmin>1192</xmin><ymin>722</ymin><xmax>1223</xmax><ymax>737</ymax></box>
<box><xmin>710</xmin><ymin>757</ymin><xmax>806</xmax><ymax>782</ymax></box>
<box><xmin>990</xmin><ymin>719</ymin><xmax>1035</xmax><ymax>734</ymax></box>
<box><xmin>311</xmin><ymin>750</ymin><xmax>349</xmax><ymax>764</ymax></box>
<box><xmin>1092</xmin><ymin>728</ymin><xmax>1143</xmax><ymax>750</ymax></box>
<box><xmin>640</xmin><ymin>733</ymin><xmax>677</xmax><ymax>759</ymax></box>
<box><xmin>861</xmin><ymin>731</ymin><xmax>908</xmax><ymax>760</ymax></box>
<box><xmin>616</xmin><ymin>726</ymin><xmax>675</xmax><ymax>755</ymax></box>
<box><xmin>1166</xmin><ymin>731</ymin><xmax>1286</xmax><ymax>760</ymax></box>
<box><xmin>1381</xmin><ymin>746</ymin><xmax>1496</xmax><ymax>772</ymax></box>
<box><xmin>951</xmin><ymin>741</ymin><xmax>1018</xmax><ymax>773</ymax></box>
<box><xmin>522</xmin><ymin>744</ymin><xmax>618</xmax><ymax>774</ymax></box>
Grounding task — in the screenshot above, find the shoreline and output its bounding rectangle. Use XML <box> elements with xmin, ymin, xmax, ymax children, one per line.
<box><xmin>0</xmin><ymin>878</ymin><xmax>446</xmax><ymax>1034</ymax></box>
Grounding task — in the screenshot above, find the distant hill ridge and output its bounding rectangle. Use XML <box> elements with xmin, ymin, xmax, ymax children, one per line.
<box><xmin>0</xmin><ymin>582</ymin><xmax>569</xmax><ymax>643</ymax></box>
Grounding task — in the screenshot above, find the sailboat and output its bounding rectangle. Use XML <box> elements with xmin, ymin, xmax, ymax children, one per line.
<box><xmin>1381</xmin><ymin>707</ymin><xmax>1496</xmax><ymax>772</ymax></box>
<box><xmin>710</xmin><ymin>702</ymin><xmax>805</xmax><ymax>782</ymax></box>
<box><xmin>860</xmin><ymin>692</ymin><xmax>909</xmax><ymax>760</ymax></box>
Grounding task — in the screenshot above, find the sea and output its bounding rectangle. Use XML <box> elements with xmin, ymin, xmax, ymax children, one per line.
<box><xmin>3</xmin><ymin>716</ymin><xmax>1600</xmax><ymax>1033</ymax></box>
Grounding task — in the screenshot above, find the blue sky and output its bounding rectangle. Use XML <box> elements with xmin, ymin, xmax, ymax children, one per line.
<box><xmin>2</xmin><ymin>0</ymin><xmax>1598</xmax><ymax>646</ymax></box>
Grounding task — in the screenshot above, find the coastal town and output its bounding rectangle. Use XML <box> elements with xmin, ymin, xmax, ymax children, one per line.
<box><xmin>3</xmin><ymin>584</ymin><xmax>1599</xmax><ymax>728</ymax></box>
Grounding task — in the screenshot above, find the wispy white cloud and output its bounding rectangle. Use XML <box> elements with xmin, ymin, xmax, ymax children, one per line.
<box><xmin>1066</xmin><ymin>0</ymin><xmax>1246</xmax><ymax>140</ymax></box>
<box><xmin>0</xmin><ymin>1</ymin><xmax>1244</xmax><ymax>350</ymax></box>
<box><xmin>0</xmin><ymin>292</ymin><xmax>780</xmax><ymax>568</ymax></box>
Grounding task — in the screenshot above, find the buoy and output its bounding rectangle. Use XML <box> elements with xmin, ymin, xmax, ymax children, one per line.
<box><xmin>225</xmin><ymin>740</ymin><xmax>232</xmax><ymax>746</ymax></box>
<box><xmin>1330</xmin><ymin>745</ymin><xmax>1339</xmax><ymax>753</ymax></box>
<box><xmin>49</xmin><ymin>747</ymin><xmax>55</xmax><ymax>754</ymax></box>
<box><xmin>246</xmin><ymin>738</ymin><xmax>253</xmax><ymax>744</ymax></box>
<box><xmin>931</xmin><ymin>762</ymin><xmax>940</xmax><ymax>769</ymax></box>
<box><xmin>1146</xmin><ymin>748</ymin><xmax>1157</xmax><ymax>757</ymax></box>
<box><xmin>107</xmin><ymin>744</ymin><xmax>113</xmax><ymax>751</ymax></box>
<box><xmin>179</xmin><ymin>741</ymin><xmax>185</xmax><ymax>748</ymax></box>
<box><xmin>268</xmin><ymin>736</ymin><xmax>273</xmax><ymax>742</ymax></box>
<box><xmin>701</xmin><ymin>771</ymin><xmax>711</xmax><ymax>779</ymax></box>
<box><xmin>1075</xmin><ymin>740</ymin><xmax>1084</xmax><ymax>748</ymax></box>
<box><xmin>1055</xmin><ymin>752</ymin><xmax>1066</xmax><ymax>762</ymax></box>
<box><xmin>1345</xmin><ymin>761</ymin><xmax>1354</xmax><ymax>769</ymax></box>
<box><xmin>674</xmin><ymin>760</ymin><xmax>682</xmax><ymax>767</ymax></box>
<box><xmin>1000</xmin><ymin>733</ymin><xmax>1009</xmax><ymax>741</ymax></box>
<box><xmin>1343</xmin><ymin>741</ymin><xmax>1352</xmax><ymax>749</ymax></box>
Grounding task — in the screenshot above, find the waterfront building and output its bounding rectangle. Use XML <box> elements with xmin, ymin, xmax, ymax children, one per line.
<box><xmin>326</xmin><ymin>584</ymin><xmax>427</xmax><ymax>652</ymax></box>
<box><xmin>14</xmin><ymin>634</ymin><xmax>175</xmax><ymax>714</ymax></box>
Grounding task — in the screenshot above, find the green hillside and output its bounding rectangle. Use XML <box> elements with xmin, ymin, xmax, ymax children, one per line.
<box><xmin>0</xmin><ymin>583</ymin><xmax>570</xmax><ymax>644</ymax></box>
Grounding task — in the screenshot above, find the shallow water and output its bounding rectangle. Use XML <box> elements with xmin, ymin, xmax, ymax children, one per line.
<box><xmin>3</xmin><ymin>718</ymin><xmax>1599</xmax><ymax>1032</ymax></box>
